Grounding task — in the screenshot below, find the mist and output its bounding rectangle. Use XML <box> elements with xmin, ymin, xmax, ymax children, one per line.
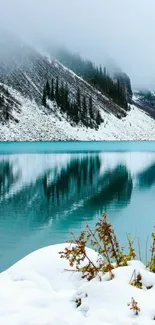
<box><xmin>1</xmin><ymin>0</ymin><xmax>155</xmax><ymax>89</ymax></box>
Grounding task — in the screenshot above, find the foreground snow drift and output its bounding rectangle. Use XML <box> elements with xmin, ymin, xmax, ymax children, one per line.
<box><xmin>1</xmin><ymin>244</ymin><xmax>155</xmax><ymax>325</ymax></box>
<box><xmin>1</xmin><ymin>86</ymin><xmax>155</xmax><ymax>140</ymax></box>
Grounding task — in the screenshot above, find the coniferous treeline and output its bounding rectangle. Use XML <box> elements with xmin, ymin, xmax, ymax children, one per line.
<box><xmin>0</xmin><ymin>94</ymin><xmax>9</xmax><ymax>120</ymax></box>
<box><xmin>0</xmin><ymin>95</ymin><xmax>4</xmax><ymax>107</ymax></box>
<box><xmin>115</xmin><ymin>72</ymin><xmax>133</xmax><ymax>104</ymax></box>
<box><xmin>42</xmin><ymin>77</ymin><xmax>103</xmax><ymax>129</ymax></box>
<box><xmin>57</xmin><ymin>49</ymin><xmax>130</xmax><ymax>110</ymax></box>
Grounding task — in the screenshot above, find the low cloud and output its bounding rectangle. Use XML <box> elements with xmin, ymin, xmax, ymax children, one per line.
<box><xmin>1</xmin><ymin>0</ymin><xmax>155</xmax><ymax>89</ymax></box>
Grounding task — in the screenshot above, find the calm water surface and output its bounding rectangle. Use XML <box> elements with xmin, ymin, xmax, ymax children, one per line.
<box><xmin>0</xmin><ymin>142</ymin><xmax>155</xmax><ymax>271</ymax></box>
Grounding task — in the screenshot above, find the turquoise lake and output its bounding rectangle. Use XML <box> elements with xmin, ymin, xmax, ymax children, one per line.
<box><xmin>0</xmin><ymin>142</ymin><xmax>155</xmax><ymax>271</ymax></box>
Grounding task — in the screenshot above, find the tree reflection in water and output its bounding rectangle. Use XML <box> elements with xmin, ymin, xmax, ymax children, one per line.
<box><xmin>0</xmin><ymin>160</ymin><xmax>20</xmax><ymax>198</ymax></box>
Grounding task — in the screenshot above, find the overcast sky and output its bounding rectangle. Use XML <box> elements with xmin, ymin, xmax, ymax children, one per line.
<box><xmin>1</xmin><ymin>0</ymin><xmax>155</xmax><ymax>89</ymax></box>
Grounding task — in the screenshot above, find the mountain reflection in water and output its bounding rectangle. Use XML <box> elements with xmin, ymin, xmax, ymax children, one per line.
<box><xmin>0</xmin><ymin>152</ymin><xmax>155</xmax><ymax>271</ymax></box>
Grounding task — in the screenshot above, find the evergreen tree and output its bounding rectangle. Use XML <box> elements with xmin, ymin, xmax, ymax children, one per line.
<box><xmin>96</xmin><ymin>110</ymin><xmax>102</xmax><ymax>126</ymax></box>
<box><xmin>64</xmin><ymin>83</ymin><xmax>69</xmax><ymax>112</ymax></box>
<box><xmin>60</xmin><ymin>82</ymin><xmax>65</xmax><ymax>111</ymax></box>
<box><xmin>50</xmin><ymin>78</ymin><xmax>55</xmax><ymax>101</ymax></box>
<box><xmin>99</xmin><ymin>65</ymin><xmax>103</xmax><ymax>76</ymax></box>
<box><xmin>5</xmin><ymin>108</ymin><xmax>9</xmax><ymax>120</ymax></box>
<box><xmin>68</xmin><ymin>102</ymin><xmax>74</xmax><ymax>121</ymax></box>
<box><xmin>82</xmin><ymin>95</ymin><xmax>87</xmax><ymax>115</ymax></box>
<box><xmin>0</xmin><ymin>95</ymin><xmax>4</xmax><ymax>107</ymax></box>
<box><xmin>68</xmin><ymin>102</ymin><xmax>75</xmax><ymax>121</ymax></box>
<box><xmin>82</xmin><ymin>95</ymin><xmax>89</xmax><ymax>126</ymax></box>
<box><xmin>46</xmin><ymin>80</ymin><xmax>50</xmax><ymax>99</ymax></box>
<box><xmin>89</xmin><ymin>96</ymin><xmax>93</xmax><ymax>119</ymax></box>
<box><xmin>76</xmin><ymin>87</ymin><xmax>81</xmax><ymax>109</ymax></box>
<box><xmin>74</xmin><ymin>101</ymin><xmax>79</xmax><ymax>124</ymax></box>
<box><xmin>42</xmin><ymin>86</ymin><xmax>47</xmax><ymax>107</ymax></box>
<box><xmin>66</xmin><ymin>102</ymin><xmax>70</xmax><ymax>120</ymax></box>
<box><xmin>55</xmin><ymin>76</ymin><xmax>60</xmax><ymax>106</ymax></box>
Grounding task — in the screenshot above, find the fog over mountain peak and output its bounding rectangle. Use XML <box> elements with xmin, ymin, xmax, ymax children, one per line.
<box><xmin>0</xmin><ymin>0</ymin><xmax>155</xmax><ymax>89</ymax></box>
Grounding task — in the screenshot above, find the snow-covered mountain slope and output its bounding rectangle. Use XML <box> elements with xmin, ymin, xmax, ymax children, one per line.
<box><xmin>0</xmin><ymin>32</ymin><xmax>155</xmax><ymax>140</ymax></box>
<box><xmin>0</xmin><ymin>32</ymin><xmax>126</xmax><ymax>118</ymax></box>
<box><xmin>1</xmin><ymin>85</ymin><xmax>155</xmax><ymax>140</ymax></box>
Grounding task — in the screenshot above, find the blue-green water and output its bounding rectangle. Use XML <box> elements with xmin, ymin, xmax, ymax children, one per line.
<box><xmin>0</xmin><ymin>142</ymin><xmax>155</xmax><ymax>271</ymax></box>
<box><xmin>1</xmin><ymin>141</ymin><xmax>155</xmax><ymax>153</ymax></box>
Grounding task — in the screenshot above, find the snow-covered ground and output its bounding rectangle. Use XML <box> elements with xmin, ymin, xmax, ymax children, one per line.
<box><xmin>1</xmin><ymin>86</ymin><xmax>155</xmax><ymax>140</ymax></box>
<box><xmin>1</xmin><ymin>243</ymin><xmax>155</xmax><ymax>325</ymax></box>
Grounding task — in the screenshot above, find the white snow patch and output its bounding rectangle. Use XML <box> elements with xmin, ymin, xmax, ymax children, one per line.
<box><xmin>1</xmin><ymin>244</ymin><xmax>155</xmax><ymax>325</ymax></box>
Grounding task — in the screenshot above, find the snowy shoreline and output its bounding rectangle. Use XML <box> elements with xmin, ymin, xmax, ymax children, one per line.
<box><xmin>1</xmin><ymin>85</ymin><xmax>155</xmax><ymax>141</ymax></box>
<box><xmin>1</xmin><ymin>243</ymin><xmax>155</xmax><ymax>325</ymax></box>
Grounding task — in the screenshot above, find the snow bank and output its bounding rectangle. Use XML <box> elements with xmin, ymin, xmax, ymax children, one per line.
<box><xmin>1</xmin><ymin>244</ymin><xmax>155</xmax><ymax>325</ymax></box>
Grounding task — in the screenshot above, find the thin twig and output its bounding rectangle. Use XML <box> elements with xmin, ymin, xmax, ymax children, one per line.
<box><xmin>137</xmin><ymin>237</ymin><xmax>142</xmax><ymax>262</ymax></box>
<box><xmin>145</xmin><ymin>236</ymin><xmax>149</xmax><ymax>267</ymax></box>
<box><xmin>70</xmin><ymin>231</ymin><xmax>98</xmax><ymax>272</ymax></box>
<box><xmin>129</xmin><ymin>269</ymin><xmax>136</xmax><ymax>284</ymax></box>
<box><xmin>64</xmin><ymin>268</ymin><xmax>79</xmax><ymax>272</ymax></box>
<box><xmin>86</xmin><ymin>223</ymin><xmax>104</xmax><ymax>255</ymax></box>
<box><xmin>86</xmin><ymin>220</ymin><xmax>114</xmax><ymax>278</ymax></box>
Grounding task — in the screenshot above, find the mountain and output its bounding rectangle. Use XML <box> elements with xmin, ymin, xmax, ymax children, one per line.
<box><xmin>132</xmin><ymin>90</ymin><xmax>155</xmax><ymax>119</ymax></box>
<box><xmin>0</xmin><ymin>31</ymin><xmax>155</xmax><ymax>140</ymax></box>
